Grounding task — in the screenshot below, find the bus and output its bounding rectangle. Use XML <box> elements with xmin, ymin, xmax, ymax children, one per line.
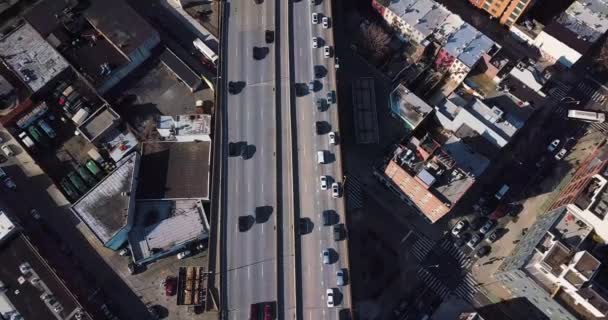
<box><xmin>76</xmin><ymin>166</ymin><xmax>97</xmax><ymax>188</ymax></box>
<box><xmin>567</xmin><ymin>110</ymin><xmax>606</xmax><ymax>123</ymax></box>
<box><xmin>67</xmin><ymin>172</ymin><xmax>89</xmax><ymax>195</ymax></box>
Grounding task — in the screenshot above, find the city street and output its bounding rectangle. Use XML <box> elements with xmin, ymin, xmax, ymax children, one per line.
<box><xmin>291</xmin><ymin>0</ymin><xmax>352</xmax><ymax>318</ymax></box>
<box><xmin>0</xmin><ymin>131</ymin><xmax>151</xmax><ymax>319</ymax></box>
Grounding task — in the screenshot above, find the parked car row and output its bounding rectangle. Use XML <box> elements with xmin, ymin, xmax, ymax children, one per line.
<box><xmin>451</xmin><ymin>218</ymin><xmax>499</xmax><ymax>257</ymax></box>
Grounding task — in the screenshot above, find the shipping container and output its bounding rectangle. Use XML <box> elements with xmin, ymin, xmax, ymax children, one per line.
<box><xmin>85</xmin><ymin>159</ymin><xmax>105</xmax><ymax>179</ymax></box>
<box><xmin>67</xmin><ymin>172</ymin><xmax>89</xmax><ymax>194</ymax></box>
<box><xmin>77</xmin><ymin>166</ymin><xmax>97</xmax><ymax>187</ymax></box>
<box><xmin>60</xmin><ymin>178</ymin><xmax>80</xmax><ymax>200</ymax></box>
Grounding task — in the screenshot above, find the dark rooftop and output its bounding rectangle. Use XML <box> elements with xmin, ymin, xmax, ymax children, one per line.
<box><xmin>0</xmin><ymin>234</ymin><xmax>90</xmax><ymax>320</ymax></box>
<box><xmin>138</xmin><ymin>141</ymin><xmax>210</xmax><ymax>200</ymax></box>
<box><xmin>84</xmin><ymin>0</ymin><xmax>157</xmax><ymax>58</ymax></box>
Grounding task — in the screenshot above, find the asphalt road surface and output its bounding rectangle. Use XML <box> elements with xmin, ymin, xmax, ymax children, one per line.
<box><xmin>291</xmin><ymin>0</ymin><xmax>352</xmax><ymax>318</ymax></box>
<box><xmin>222</xmin><ymin>0</ymin><xmax>288</xmax><ymax>318</ymax></box>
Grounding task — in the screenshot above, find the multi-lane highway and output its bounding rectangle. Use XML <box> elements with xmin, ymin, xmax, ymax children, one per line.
<box><xmin>222</xmin><ymin>0</ymin><xmax>287</xmax><ymax>318</ymax></box>
<box><xmin>220</xmin><ymin>0</ymin><xmax>351</xmax><ymax>318</ymax></box>
<box><xmin>291</xmin><ymin>0</ymin><xmax>352</xmax><ymax>318</ymax></box>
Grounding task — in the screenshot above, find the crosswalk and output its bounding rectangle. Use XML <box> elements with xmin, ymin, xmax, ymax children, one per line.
<box><xmin>417</xmin><ymin>268</ymin><xmax>451</xmax><ymax>300</ymax></box>
<box><xmin>410</xmin><ymin>235</ymin><xmax>434</xmax><ymax>261</ymax></box>
<box><xmin>452</xmin><ymin>273</ymin><xmax>479</xmax><ymax>302</ymax></box>
<box><xmin>438</xmin><ymin>238</ymin><xmax>473</xmax><ymax>270</ymax></box>
<box><xmin>345</xmin><ymin>175</ymin><xmax>364</xmax><ymax>210</ymax></box>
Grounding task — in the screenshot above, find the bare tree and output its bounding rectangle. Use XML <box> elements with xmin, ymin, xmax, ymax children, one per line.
<box><xmin>594</xmin><ymin>40</ymin><xmax>608</xmax><ymax>72</ymax></box>
<box><xmin>358</xmin><ymin>22</ymin><xmax>391</xmax><ymax>62</ymax></box>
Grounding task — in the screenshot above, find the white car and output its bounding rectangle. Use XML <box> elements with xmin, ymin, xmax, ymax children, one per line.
<box><xmin>312</xmin><ymin>37</ymin><xmax>318</xmax><ymax>48</ymax></box>
<box><xmin>329</xmin><ymin>132</ymin><xmax>337</xmax><ymax>145</ymax></box>
<box><xmin>322</xmin><ymin>17</ymin><xmax>330</xmax><ymax>28</ymax></box>
<box><xmin>1</xmin><ymin>145</ymin><xmax>13</xmax><ymax>157</ymax></box>
<box><xmin>555</xmin><ymin>148</ymin><xmax>568</xmax><ymax>160</ymax></box>
<box><xmin>451</xmin><ymin>220</ymin><xmax>467</xmax><ymax>237</ymax></box>
<box><xmin>324</xmin><ymin>46</ymin><xmax>331</xmax><ymax>58</ymax></box>
<box><xmin>547</xmin><ymin>139</ymin><xmax>560</xmax><ymax>152</ymax></box>
<box><xmin>320</xmin><ymin>175</ymin><xmax>328</xmax><ymax>190</ymax></box>
<box><xmin>326</xmin><ymin>288</ymin><xmax>335</xmax><ymax>307</ymax></box>
<box><xmin>331</xmin><ymin>182</ymin><xmax>341</xmax><ymax>198</ymax></box>
<box><xmin>177</xmin><ymin>250</ymin><xmax>192</xmax><ymax>260</ymax></box>
<box><xmin>312</xmin><ymin>12</ymin><xmax>319</xmax><ymax>24</ymax></box>
<box><xmin>322</xmin><ymin>249</ymin><xmax>330</xmax><ymax>264</ymax></box>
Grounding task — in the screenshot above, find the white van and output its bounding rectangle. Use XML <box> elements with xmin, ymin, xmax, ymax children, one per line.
<box><xmin>495</xmin><ymin>184</ymin><xmax>510</xmax><ymax>200</ymax></box>
<box><xmin>317</xmin><ymin>151</ymin><xmax>325</xmax><ymax>164</ymax></box>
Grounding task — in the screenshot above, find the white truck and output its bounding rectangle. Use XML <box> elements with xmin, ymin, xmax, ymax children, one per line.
<box><xmin>193</xmin><ymin>39</ymin><xmax>218</xmax><ymax>65</ymax></box>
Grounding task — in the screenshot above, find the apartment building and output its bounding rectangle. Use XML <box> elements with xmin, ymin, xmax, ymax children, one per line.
<box><xmin>469</xmin><ymin>0</ymin><xmax>535</xmax><ymax>26</ymax></box>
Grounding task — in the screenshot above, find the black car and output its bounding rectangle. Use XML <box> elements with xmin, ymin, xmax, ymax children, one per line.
<box><xmin>316</xmin><ymin>98</ymin><xmax>325</xmax><ymax>111</ymax></box>
<box><xmin>228</xmin><ymin>81</ymin><xmax>241</xmax><ymax>94</ymax></box>
<box><xmin>333</xmin><ymin>224</ymin><xmax>343</xmax><ymax>241</ymax></box>
<box><xmin>475</xmin><ymin>245</ymin><xmax>491</xmax><ymax>258</ymax></box>
<box><xmin>252</xmin><ymin>46</ymin><xmax>268</xmax><ymax>60</ymax></box>
<box><xmin>470</xmin><ymin>217</ymin><xmax>486</xmax><ymax>230</ymax></box>
<box><xmin>508</xmin><ymin>203</ymin><xmax>524</xmax><ymax>217</ymax></box>
<box><xmin>322</xmin><ymin>210</ymin><xmax>334</xmax><ymax>226</ymax></box>
<box><xmin>265</xmin><ymin>30</ymin><xmax>274</xmax><ymax>43</ymax></box>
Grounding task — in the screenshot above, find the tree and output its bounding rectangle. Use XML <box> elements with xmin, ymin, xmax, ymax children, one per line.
<box><xmin>358</xmin><ymin>22</ymin><xmax>391</xmax><ymax>62</ymax></box>
<box><xmin>594</xmin><ymin>39</ymin><xmax>608</xmax><ymax>72</ymax></box>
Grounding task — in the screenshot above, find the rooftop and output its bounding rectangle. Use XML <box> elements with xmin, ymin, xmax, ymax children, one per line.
<box><xmin>383</xmin><ymin>135</ymin><xmax>486</xmax><ymax>222</ymax></box>
<box><xmin>443</xmin><ymin>23</ymin><xmax>479</xmax><ymax>59</ymax></box>
<box><xmin>0</xmin><ymin>23</ymin><xmax>69</xmax><ymax>93</ymax></box>
<box><xmin>0</xmin><ymin>234</ymin><xmax>91</xmax><ymax>320</ymax></box>
<box><xmin>434</xmin><ymin>12</ymin><xmax>464</xmax><ymax>42</ymax></box>
<box><xmin>436</xmin><ymin>93</ymin><xmax>531</xmax><ymax>148</ymax></box>
<box><xmin>138</xmin><ymin>141</ymin><xmax>211</xmax><ymax>200</ymax></box>
<box><xmin>458</xmin><ymin>34</ymin><xmax>495</xmax><ymax>68</ymax></box>
<box><xmin>578</xmin><ymin>285</ymin><xmax>608</xmax><ymax>315</ymax></box>
<box><xmin>551</xmin><ymin>210</ymin><xmax>592</xmax><ymax>249</ymax></box>
<box><xmin>389</xmin><ymin>84</ymin><xmax>433</xmax><ymax>130</ymax></box>
<box><xmin>102</xmin><ymin>127</ymin><xmax>139</xmax><ymax>163</ymax></box>
<box><xmin>573</xmin><ymin>251</ymin><xmax>601</xmax><ymax>280</ymax></box>
<box><xmin>129</xmin><ymin>199</ymin><xmax>209</xmax><ymax>263</ymax></box>
<box><xmin>400</xmin><ymin>0</ymin><xmax>435</xmax><ymax>31</ymax></box>
<box><xmin>541</xmin><ymin>241</ymin><xmax>572</xmax><ymax>277</ymax></box>
<box><xmin>78</xmin><ymin>106</ymin><xmax>120</xmax><ymax>142</ymax></box>
<box><xmin>564</xmin><ymin>0</ymin><xmax>608</xmax><ymax>40</ymax></box>
<box><xmin>414</xmin><ymin>4</ymin><xmax>451</xmax><ymax>40</ymax></box>
<box><xmin>157</xmin><ymin>114</ymin><xmax>211</xmax><ymax>141</ymax></box>
<box><xmin>71</xmin><ymin>152</ymin><xmax>139</xmax><ymax>244</ymax></box>
<box><xmin>0</xmin><ymin>211</ymin><xmax>16</xmax><ymax>241</ymax></box>
<box><xmin>83</xmin><ymin>0</ymin><xmax>158</xmax><ymax>58</ymax></box>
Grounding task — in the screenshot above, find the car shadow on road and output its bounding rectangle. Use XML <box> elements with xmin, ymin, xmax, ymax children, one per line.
<box><xmin>255</xmin><ymin>205</ymin><xmax>273</xmax><ymax>223</ymax></box>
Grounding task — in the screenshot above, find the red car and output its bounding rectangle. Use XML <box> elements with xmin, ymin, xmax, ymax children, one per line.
<box><xmin>164</xmin><ymin>276</ymin><xmax>177</xmax><ymax>296</ymax></box>
<box><xmin>264</xmin><ymin>303</ymin><xmax>273</xmax><ymax>320</ymax></box>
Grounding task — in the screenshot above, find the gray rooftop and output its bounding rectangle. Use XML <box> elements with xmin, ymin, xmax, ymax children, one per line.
<box><xmin>0</xmin><ymin>23</ymin><xmax>69</xmax><ymax>93</ymax></box>
<box><xmin>389</xmin><ymin>84</ymin><xmax>433</xmax><ymax>129</ymax></box>
<box><xmin>79</xmin><ymin>106</ymin><xmax>120</xmax><ymax>142</ymax></box>
<box><xmin>129</xmin><ymin>199</ymin><xmax>209</xmax><ymax>263</ymax></box>
<box><xmin>137</xmin><ymin>141</ymin><xmax>211</xmax><ymax>200</ymax></box>
<box><xmin>71</xmin><ymin>152</ymin><xmax>139</xmax><ymax>243</ymax></box>
<box><xmin>387</xmin><ymin>0</ymin><xmax>418</xmax><ymax>18</ymax></box>
<box><xmin>435</xmin><ymin>13</ymin><xmax>464</xmax><ymax>42</ymax></box>
<box><xmin>564</xmin><ymin>0</ymin><xmax>608</xmax><ymax>39</ymax></box>
<box><xmin>415</xmin><ymin>4</ymin><xmax>450</xmax><ymax>39</ymax></box>
<box><xmin>443</xmin><ymin>23</ymin><xmax>478</xmax><ymax>59</ymax></box>
<box><xmin>458</xmin><ymin>33</ymin><xmax>494</xmax><ymax>68</ymax></box>
<box><xmin>401</xmin><ymin>0</ymin><xmax>435</xmax><ymax>30</ymax></box>
<box><xmin>441</xmin><ymin>135</ymin><xmax>489</xmax><ymax>178</ymax></box>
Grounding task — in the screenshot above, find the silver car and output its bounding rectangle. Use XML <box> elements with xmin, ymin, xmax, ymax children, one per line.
<box><xmin>312</xmin><ymin>12</ymin><xmax>319</xmax><ymax>24</ymax></box>
<box><xmin>312</xmin><ymin>37</ymin><xmax>318</xmax><ymax>48</ymax></box>
<box><xmin>322</xmin><ymin>16</ymin><xmax>330</xmax><ymax>28</ymax></box>
<box><xmin>322</xmin><ymin>249</ymin><xmax>330</xmax><ymax>264</ymax></box>
<box><xmin>336</xmin><ymin>269</ymin><xmax>345</xmax><ymax>286</ymax></box>
<box><xmin>331</xmin><ymin>182</ymin><xmax>341</xmax><ymax>198</ymax></box>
